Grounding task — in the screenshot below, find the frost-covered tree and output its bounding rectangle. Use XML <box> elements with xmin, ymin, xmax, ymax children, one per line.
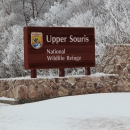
<box><xmin>0</xmin><ymin>0</ymin><xmax>65</xmax><ymax>77</ymax></box>
<box><xmin>0</xmin><ymin>25</ymin><xmax>28</xmax><ymax>77</ymax></box>
<box><xmin>0</xmin><ymin>0</ymin><xmax>130</xmax><ymax>77</ymax></box>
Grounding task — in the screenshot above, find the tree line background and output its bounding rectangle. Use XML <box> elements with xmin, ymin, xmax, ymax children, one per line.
<box><xmin>0</xmin><ymin>0</ymin><xmax>130</xmax><ymax>78</ymax></box>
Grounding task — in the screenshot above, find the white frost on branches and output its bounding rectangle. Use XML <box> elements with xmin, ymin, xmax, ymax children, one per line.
<box><xmin>0</xmin><ymin>0</ymin><xmax>130</xmax><ymax>77</ymax></box>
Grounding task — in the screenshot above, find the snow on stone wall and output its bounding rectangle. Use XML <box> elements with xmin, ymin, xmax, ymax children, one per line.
<box><xmin>0</xmin><ymin>74</ymin><xmax>129</xmax><ymax>103</ymax></box>
<box><xmin>0</xmin><ymin>44</ymin><xmax>130</xmax><ymax>103</ymax></box>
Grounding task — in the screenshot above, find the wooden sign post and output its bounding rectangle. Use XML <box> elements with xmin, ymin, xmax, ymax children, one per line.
<box><xmin>24</xmin><ymin>27</ymin><xmax>95</xmax><ymax>78</ymax></box>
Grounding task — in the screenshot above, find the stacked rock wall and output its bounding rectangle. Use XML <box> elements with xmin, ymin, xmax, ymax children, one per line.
<box><xmin>0</xmin><ymin>44</ymin><xmax>130</xmax><ymax>103</ymax></box>
<box><xmin>97</xmin><ymin>44</ymin><xmax>130</xmax><ymax>77</ymax></box>
<box><xmin>0</xmin><ymin>74</ymin><xmax>129</xmax><ymax>103</ymax></box>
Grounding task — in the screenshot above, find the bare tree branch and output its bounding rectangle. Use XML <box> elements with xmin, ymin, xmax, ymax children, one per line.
<box><xmin>36</xmin><ymin>0</ymin><xmax>47</xmax><ymax>17</ymax></box>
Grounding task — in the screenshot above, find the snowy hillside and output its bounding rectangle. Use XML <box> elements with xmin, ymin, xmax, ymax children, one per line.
<box><xmin>1</xmin><ymin>93</ymin><xmax>130</xmax><ymax>130</ymax></box>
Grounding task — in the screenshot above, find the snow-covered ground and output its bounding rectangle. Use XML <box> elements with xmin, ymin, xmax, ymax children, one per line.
<box><xmin>0</xmin><ymin>93</ymin><xmax>130</xmax><ymax>130</ymax></box>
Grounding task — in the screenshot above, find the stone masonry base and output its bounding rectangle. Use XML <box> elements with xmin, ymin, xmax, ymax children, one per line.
<box><xmin>0</xmin><ymin>74</ymin><xmax>129</xmax><ymax>104</ymax></box>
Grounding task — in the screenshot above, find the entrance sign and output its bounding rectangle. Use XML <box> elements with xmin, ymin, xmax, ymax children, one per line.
<box><xmin>24</xmin><ymin>27</ymin><xmax>95</xmax><ymax>78</ymax></box>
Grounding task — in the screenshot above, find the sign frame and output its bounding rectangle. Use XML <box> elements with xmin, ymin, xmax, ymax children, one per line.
<box><xmin>24</xmin><ymin>26</ymin><xmax>95</xmax><ymax>78</ymax></box>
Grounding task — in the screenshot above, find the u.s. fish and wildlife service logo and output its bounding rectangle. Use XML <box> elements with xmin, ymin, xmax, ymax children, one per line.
<box><xmin>31</xmin><ymin>32</ymin><xmax>43</xmax><ymax>49</ymax></box>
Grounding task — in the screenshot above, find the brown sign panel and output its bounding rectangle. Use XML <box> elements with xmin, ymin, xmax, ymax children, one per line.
<box><xmin>24</xmin><ymin>27</ymin><xmax>95</xmax><ymax>69</ymax></box>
